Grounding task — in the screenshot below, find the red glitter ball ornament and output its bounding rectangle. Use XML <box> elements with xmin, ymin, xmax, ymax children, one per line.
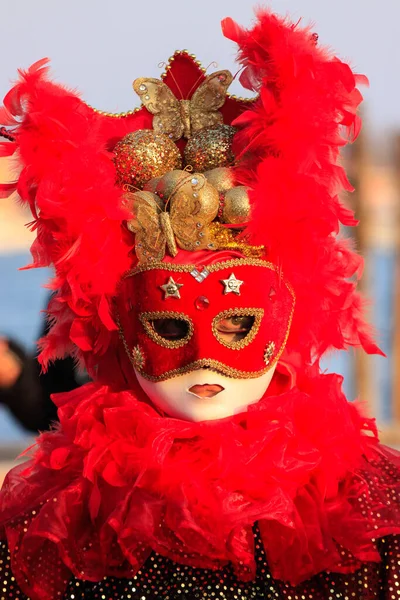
<box><xmin>114</xmin><ymin>129</ymin><xmax>182</xmax><ymax>189</ymax></box>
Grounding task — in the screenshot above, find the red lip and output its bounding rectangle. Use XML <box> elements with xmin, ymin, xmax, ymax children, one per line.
<box><xmin>188</xmin><ymin>384</ymin><xmax>224</xmax><ymax>398</ymax></box>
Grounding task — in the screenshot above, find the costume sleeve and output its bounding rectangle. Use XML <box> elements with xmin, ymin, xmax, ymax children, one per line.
<box><xmin>0</xmin><ymin>339</ymin><xmax>81</xmax><ymax>432</ymax></box>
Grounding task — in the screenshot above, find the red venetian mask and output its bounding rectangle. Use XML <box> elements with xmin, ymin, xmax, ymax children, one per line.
<box><xmin>116</xmin><ymin>255</ymin><xmax>295</xmax><ymax>381</ymax></box>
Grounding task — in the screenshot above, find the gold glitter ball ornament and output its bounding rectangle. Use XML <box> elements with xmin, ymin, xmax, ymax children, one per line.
<box><xmin>184</xmin><ymin>125</ymin><xmax>236</xmax><ymax>172</ymax></box>
<box><xmin>155</xmin><ymin>170</ymin><xmax>188</xmax><ymax>201</ymax></box>
<box><xmin>143</xmin><ymin>176</ymin><xmax>161</xmax><ymax>193</ymax></box>
<box><xmin>114</xmin><ymin>129</ymin><xmax>182</xmax><ymax>189</ymax></box>
<box><xmin>204</xmin><ymin>167</ymin><xmax>235</xmax><ymax>193</ymax></box>
<box><xmin>221</xmin><ymin>186</ymin><xmax>251</xmax><ymax>224</ymax></box>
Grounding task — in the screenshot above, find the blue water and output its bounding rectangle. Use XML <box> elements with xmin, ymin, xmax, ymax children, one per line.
<box><xmin>0</xmin><ymin>249</ymin><xmax>395</xmax><ymax>441</ymax></box>
<box><xmin>368</xmin><ymin>248</ymin><xmax>396</xmax><ymax>423</ymax></box>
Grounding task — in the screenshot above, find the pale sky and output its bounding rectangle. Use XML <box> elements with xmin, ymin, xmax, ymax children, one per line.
<box><xmin>0</xmin><ymin>0</ymin><xmax>399</xmax><ymax>139</ymax></box>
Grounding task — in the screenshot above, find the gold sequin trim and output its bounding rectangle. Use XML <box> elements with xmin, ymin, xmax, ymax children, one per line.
<box><xmin>139</xmin><ymin>310</ymin><xmax>194</xmax><ymax>349</ymax></box>
<box><xmin>212</xmin><ymin>308</ymin><xmax>264</xmax><ymax>350</ymax></box>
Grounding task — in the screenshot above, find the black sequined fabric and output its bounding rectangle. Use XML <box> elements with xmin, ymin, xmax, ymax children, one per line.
<box><xmin>1</xmin><ymin>530</ymin><xmax>399</xmax><ymax>600</ymax></box>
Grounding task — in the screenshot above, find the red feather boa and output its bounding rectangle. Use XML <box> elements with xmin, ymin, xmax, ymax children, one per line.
<box><xmin>1</xmin><ymin>364</ymin><xmax>400</xmax><ymax>600</ymax></box>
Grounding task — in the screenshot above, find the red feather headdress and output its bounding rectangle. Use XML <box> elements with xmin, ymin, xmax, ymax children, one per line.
<box><xmin>0</xmin><ymin>9</ymin><xmax>382</xmax><ymax>375</ymax></box>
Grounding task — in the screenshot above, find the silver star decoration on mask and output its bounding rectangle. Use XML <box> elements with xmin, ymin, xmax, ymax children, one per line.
<box><xmin>221</xmin><ymin>273</ymin><xmax>244</xmax><ymax>295</ymax></box>
<box><xmin>160</xmin><ymin>276</ymin><xmax>183</xmax><ymax>299</ymax></box>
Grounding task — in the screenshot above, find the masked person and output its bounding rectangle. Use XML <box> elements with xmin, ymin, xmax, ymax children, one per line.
<box><xmin>0</xmin><ymin>8</ymin><xmax>399</xmax><ymax>600</ymax></box>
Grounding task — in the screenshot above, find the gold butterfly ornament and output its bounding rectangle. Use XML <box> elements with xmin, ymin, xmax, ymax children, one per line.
<box><xmin>117</xmin><ymin>66</ymin><xmax>254</xmax><ymax>262</ymax></box>
<box><xmin>133</xmin><ymin>70</ymin><xmax>233</xmax><ymax>141</ymax></box>
<box><xmin>125</xmin><ymin>170</ymin><xmax>220</xmax><ymax>263</ymax></box>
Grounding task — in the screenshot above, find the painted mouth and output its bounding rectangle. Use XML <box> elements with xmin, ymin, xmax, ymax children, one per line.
<box><xmin>188</xmin><ymin>384</ymin><xmax>224</xmax><ymax>399</ymax></box>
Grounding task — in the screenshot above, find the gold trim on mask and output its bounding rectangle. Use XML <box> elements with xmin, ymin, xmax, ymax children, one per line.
<box><xmin>118</xmin><ymin>258</ymin><xmax>296</xmax><ymax>381</ymax></box>
<box><xmin>139</xmin><ymin>310</ymin><xmax>194</xmax><ymax>349</ymax></box>
<box><xmin>126</xmin><ymin>257</ymin><xmax>278</xmax><ymax>277</ymax></box>
<box><xmin>124</xmin><ymin>352</ymin><xmax>273</xmax><ymax>381</ymax></box>
<box><xmin>212</xmin><ymin>308</ymin><xmax>264</xmax><ymax>350</ymax></box>
<box><xmin>118</xmin><ymin>311</ymin><xmax>293</xmax><ymax>381</ymax></box>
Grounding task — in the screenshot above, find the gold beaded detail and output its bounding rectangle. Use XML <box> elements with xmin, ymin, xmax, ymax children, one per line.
<box><xmin>83</xmin><ymin>103</ymin><xmax>141</xmax><ymax>118</ymax></box>
<box><xmin>127</xmin><ymin>257</ymin><xmax>282</xmax><ymax>278</ymax></box>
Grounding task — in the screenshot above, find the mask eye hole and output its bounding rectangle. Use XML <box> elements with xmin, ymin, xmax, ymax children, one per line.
<box><xmin>212</xmin><ymin>309</ymin><xmax>264</xmax><ymax>349</ymax></box>
<box><xmin>152</xmin><ymin>318</ymin><xmax>190</xmax><ymax>340</ymax></box>
<box><xmin>216</xmin><ymin>315</ymin><xmax>254</xmax><ymax>342</ymax></box>
<box><xmin>140</xmin><ymin>311</ymin><xmax>194</xmax><ymax>348</ymax></box>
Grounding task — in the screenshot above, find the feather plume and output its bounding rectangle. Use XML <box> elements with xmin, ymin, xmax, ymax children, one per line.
<box><xmin>0</xmin><ymin>12</ymin><xmax>383</xmax><ymax>372</ymax></box>
<box><xmin>222</xmin><ymin>10</ymin><xmax>382</xmax><ymax>361</ymax></box>
<box><xmin>0</xmin><ymin>60</ymin><xmax>151</xmax><ymax>372</ymax></box>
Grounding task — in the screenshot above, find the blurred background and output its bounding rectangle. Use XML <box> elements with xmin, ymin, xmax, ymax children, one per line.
<box><xmin>0</xmin><ymin>0</ymin><xmax>399</xmax><ymax>480</ymax></box>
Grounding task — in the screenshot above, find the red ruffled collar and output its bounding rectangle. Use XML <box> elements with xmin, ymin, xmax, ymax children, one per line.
<box><xmin>1</xmin><ymin>365</ymin><xmax>400</xmax><ymax>600</ymax></box>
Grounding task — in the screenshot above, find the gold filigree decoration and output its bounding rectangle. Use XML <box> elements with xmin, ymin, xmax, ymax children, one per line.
<box><xmin>212</xmin><ymin>308</ymin><xmax>264</xmax><ymax>350</ymax></box>
<box><xmin>264</xmin><ymin>341</ymin><xmax>276</xmax><ymax>365</ymax></box>
<box><xmin>139</xmin><ymin>311</ymin><xmax>194</xmax><ymax>349</ymax></box>
<box><xmin>125</xmin><ymin>172</ymin><xmax>219</xmax><ymax>262</ymax></box>
<box><xmin>132</xmin><ymin>345</ymin><xmax>146</xmax><ymax>370</ymax></box>
<box><xmin>133</xmin><ymin>70</ymin><xmax>233</xmax><ymax>141</ymax></box>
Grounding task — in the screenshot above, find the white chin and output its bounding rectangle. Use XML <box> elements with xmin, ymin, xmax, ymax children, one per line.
<box><xmin>135</xmin><ymin>366</ymin><xmax>276</xmax><ymax>422</ymax></box>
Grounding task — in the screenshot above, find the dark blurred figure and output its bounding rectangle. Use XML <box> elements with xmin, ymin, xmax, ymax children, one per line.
<box><xmin>0</xmin><ymin>322</ymin><xmax>83</xmax><ymax>432</ymax></box>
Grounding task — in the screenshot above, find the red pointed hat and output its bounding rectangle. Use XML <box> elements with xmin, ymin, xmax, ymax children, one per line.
<box><xmin>0</xmin><ymin>9</ymin><xmax>381</xmax><ymax>384</ymax></box>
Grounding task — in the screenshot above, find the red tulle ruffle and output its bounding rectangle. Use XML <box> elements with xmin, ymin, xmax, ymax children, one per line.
<box><xmin>1</xmin><ymin>370</ymin><xmax>400</xmax><ymax>600</ymax></box>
